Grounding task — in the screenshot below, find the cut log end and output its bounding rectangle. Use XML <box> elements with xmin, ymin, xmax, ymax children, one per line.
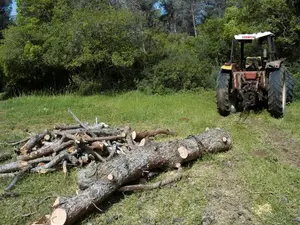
<box><xmin>175</xmin><ymin>163</ymin><xmax>181</xmax><ymax>169</ymax></box>
<box><xmin>107</xmin><ymin>173</ymin><xmax>114</xmax><ymax>181</ymax></box>
<box><xmin>131</xmin><ymin>131</ymin><xmax>137</xmax><ymax>140</ymax></box>
<box><xmin>44</xmin><ymin>134</ymin><xmax>51</xmax><ymax>141</ymax></box>
<box><xmin>139</xmin><ymin>138</ymin><xmax>146</xmax><ymax>147</ymax></box>
<box><xmin>222</xmin><ymin>137</ymin><xmax>227</xmax><ymax>143</ymax></box>
<box><xmin>177</xmin><ymin>146</ymin><xmax>188</xmax><ymax>159</ymax></box>
<box><xmin>50</xmin><ymin>208</ymin><xmax>67</xmax><ymax>225</ymax></box>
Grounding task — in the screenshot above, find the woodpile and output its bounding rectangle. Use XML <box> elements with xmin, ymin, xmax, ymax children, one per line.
<box><xmin>0</xmin><ymin>109</ymin><xmax>233</xmax><ymax>225</ymax></box>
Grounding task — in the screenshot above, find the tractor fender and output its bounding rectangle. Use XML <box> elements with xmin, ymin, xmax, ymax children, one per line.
<box><xmin>221</xmin><ymin>65</ymin><xmax>232</xmax><ymax>70</ymax></box>
<box><xmin>265</xmin><ymin>59</ymin><xmax>284</xmax><ymax>70</ymax></box>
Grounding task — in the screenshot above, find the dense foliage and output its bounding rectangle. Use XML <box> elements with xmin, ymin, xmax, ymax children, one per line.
<box><xmin>0</xmin><ymin>0</ymin><xmax>299</xmax><ymax>95</ymax></box>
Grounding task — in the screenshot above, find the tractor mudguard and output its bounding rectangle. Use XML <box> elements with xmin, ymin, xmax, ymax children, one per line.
<box><xmin>265</xmin><ymin>59</ymin><xmax>283</xmax><ymax>70</ymax></box>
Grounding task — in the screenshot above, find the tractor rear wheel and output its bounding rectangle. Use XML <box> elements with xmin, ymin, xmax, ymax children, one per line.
<box><xmin>216</xmin><ymin>72</ymin><xmax>231</xmax><ymax>116</ymax></box>
<box><xmin>268</xmin><ymin>68</ymin><xmax>287</xmax><ymax>118</ymax></box>
<box><xmin>286</xmin><ymin>72</ymin><xmax>294</xmax><ymax>104</ymax></box>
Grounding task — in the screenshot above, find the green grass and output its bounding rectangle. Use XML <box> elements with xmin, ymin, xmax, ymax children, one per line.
<box><xmin>0</xmin><ymin>91</ymin><xmax>300</xmax><ymax>224</ymax></box>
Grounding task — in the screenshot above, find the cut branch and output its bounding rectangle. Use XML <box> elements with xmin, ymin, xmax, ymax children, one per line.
<box><xmin>20</xmin><ymin>130</ymin><xmax>50</xmax><ymax>155</ymax></box>
<box><xmin>5</xmin><ymin>137</ymin><xmax>30</xmax><ymax>146</ymax></box>
<box><xmin>18</xmin><ymin>140</ymin><xmax>74</xmax><ymax>161</ymax></box>
<box><xmin>68</xmin><ymin>108</ymin><xmax>97</xmax><ymax>138</ymax></box>
<box><xmin>5</xmin><ymin>165</ymin><xmax>32</xmax><ymax>192</ymax></box>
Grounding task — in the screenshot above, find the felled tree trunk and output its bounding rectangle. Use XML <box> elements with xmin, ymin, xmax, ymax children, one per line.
<box><xmin>50</xmin><ymin>128</ymin><xmax>232</xmax><ymax>225</ymax></box>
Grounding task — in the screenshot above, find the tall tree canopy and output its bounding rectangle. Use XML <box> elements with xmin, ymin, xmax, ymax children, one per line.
<box><xmin>0</xmin><ymin>0</ymin><xmax>299</xmax><ymax>95</ymax></box>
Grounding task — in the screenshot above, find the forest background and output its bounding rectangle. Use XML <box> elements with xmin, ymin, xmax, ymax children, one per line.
<box><xmin>0</xmin><ymin>0</ymin><xmax>300</xmax><ymax>97</ymax></box>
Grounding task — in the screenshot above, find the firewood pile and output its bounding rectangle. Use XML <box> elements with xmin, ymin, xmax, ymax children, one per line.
<box><xmin>0</xmin><ymin>109</ymin><xmax>175</xmax><ymax>194</ymax></box>
<box><xmin>0</xmin><ymin>109</ymin><xmax>233</xmax><ymax>225</ymax></box>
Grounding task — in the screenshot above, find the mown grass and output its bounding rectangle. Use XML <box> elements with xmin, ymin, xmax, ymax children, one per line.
<box><xmin>0</xmin><ymin>91</ymin><xmax>300</xmax><ymax>225</ymax></box>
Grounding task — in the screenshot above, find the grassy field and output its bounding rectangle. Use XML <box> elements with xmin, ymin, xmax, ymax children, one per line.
<box><xmin>1</xmin><ymin>91</ymin><xmax>300</xmax><ymax>225</ymax></box>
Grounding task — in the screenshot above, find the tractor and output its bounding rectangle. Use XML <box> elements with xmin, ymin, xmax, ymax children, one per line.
<box><xmin>216</xmin><ymin>31</ymin><xmax>294</xmax><ymax>118</ymax></box>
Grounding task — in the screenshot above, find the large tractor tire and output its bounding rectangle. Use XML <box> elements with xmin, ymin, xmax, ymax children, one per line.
<box><xmin>216</xmin><ymin>72</ymin><xmax>231</xmax><ymax>116</ymax></box>
<box><xmin>268</xmin><ymin>68</ymin><xmax>287</xmax><ymax>118</ymax></box>
<box><xmin>286</xmin><ymin>72</ymin><xmax>294</xmax><ymax>104</ymax></box>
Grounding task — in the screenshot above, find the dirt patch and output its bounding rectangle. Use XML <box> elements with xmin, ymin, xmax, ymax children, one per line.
<box><xmin>188</xmin><ymin>162</ymin><xmax>258</xmax><ymax>225</ymax></box>
<box><xmin>250</xmin><ymin>119</ymin><xmax>300</xmax><ymax>168</ymax></box>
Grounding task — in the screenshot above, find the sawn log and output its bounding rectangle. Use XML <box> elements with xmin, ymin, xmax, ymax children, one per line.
<box><xmin>50</xmin><ymin>128</ymin><xmax>232</xmax><ymax>225</ymax></box>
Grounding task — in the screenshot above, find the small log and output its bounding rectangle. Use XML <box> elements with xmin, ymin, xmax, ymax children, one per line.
<box><xmin>0</xmin><ymin>161</ymin><xmax>28</xmax><ymax>173</ymax></box>
<box><xmin>20</xmin><ymin>130</ymin><xmax>50</xmax><ymax>155</ymax></box>
<box><xmin>54</xmin><ymin>131</ymin><xmax>125</xmax><ymax>143</ymax></box>
<box><xmin>56</xmin><ymin>127</ymin><xmax>124</xmax><ymax>137</ymax></box>
<box><xmin>0</xmin><ymin>156</ymin><xmax>53</xmax><ymax>173</ymax></box>
<box><xmin>54</xmin><ymin>124</ymin><xmax>85</xmax><ymax>130</ymax></box>
<box><xmin>50</xmin><ymin>128</ymin><xmax>231</xmax><ymax>225</ymax></box>
<box><xmin>31</xmin><ymin>151</ymin><xmax>69</xmax><ymax>173</ymax></box>
<box><xmin>134</xmin><ymin>128</ymin><xmax>176</xmax><ymax>142</ymax></box>
<box><xmin>18</xmin><ymin>140</ymin><xmax>74</xmax><ymax>161</ymax></box>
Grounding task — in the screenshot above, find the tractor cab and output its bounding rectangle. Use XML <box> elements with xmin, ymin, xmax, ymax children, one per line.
<box><xmin>222</xmin><ymin>31</ymin><xmax>277</xmax><ymax>72</ymax></box>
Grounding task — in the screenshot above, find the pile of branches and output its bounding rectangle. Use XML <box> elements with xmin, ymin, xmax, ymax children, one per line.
<box><xmin>0</xmin><ymin>109</ymin><xmax>232</xmax><ymax>225</ymax></box>
<box><xmin>0</xmin><ymin>109</ymin><xmax>175</xmax><ymax>194</ymax></box>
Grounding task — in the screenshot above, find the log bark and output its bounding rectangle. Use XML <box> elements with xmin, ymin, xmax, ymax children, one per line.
<box><xmin>119</xmin><ymin>169</ymin><xmax>182</xmax><ymax>192</ymax></box>
<box><xmin>50</xmin><ymin>128</ymin><xmax>232</xmax><ymax>225</ymax></box>
<box><xmin>134</xmin><ymin>128</ymin><xmax>176</xmax><ymax>142</ymax></box>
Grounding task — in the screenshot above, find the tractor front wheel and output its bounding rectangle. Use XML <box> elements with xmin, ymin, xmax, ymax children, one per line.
<box><xmin>268</xmin><ymin>68</ymin><xmax>287</xmax><ymax>118</ymax></box>
<box><xmin>216</xmin><ymin>72</ymin><xmax>231</xmax><ymax>116</ymax></box>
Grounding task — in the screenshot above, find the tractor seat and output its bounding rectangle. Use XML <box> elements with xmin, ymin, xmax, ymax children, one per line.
<box><xmin>245</xmin><ymin>57</ymin><xmax>262</xmax><ymax>71</ymax></box>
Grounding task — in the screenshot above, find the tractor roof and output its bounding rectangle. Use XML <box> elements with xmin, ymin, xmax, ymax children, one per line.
<box><xmin>234</xmin><ymin>31</ymin><xmax>274</xmax><ymax>41</ymax></box>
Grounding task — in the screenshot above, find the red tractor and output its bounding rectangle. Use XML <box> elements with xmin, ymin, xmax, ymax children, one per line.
<box><xmin>216</xmin><ymin>32</ymin><xmax>293</xmax><ymax>118</ymax></box>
